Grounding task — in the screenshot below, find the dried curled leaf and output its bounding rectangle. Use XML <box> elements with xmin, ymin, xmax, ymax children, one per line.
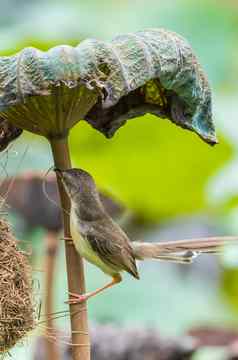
<box><xmin>0</xmin><ymin>28</ymin><xmax>216</xmax><ymax>144</ymax></box>
<box><xmin>83</xmin><ymin>29</ymin><xmax>216</xmax><ymax>144</ymax></box>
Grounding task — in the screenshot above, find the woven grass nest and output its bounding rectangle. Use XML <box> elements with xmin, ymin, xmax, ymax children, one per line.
<box><xmin>0</xmin><ymin>217</ymin><xmax>35</xmax><ymax>353</ymax></box>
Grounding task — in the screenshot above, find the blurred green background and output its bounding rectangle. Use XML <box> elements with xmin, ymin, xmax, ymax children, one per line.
<box><xmin>2</xmin><ymin>0</ymin><xmax>238</xmax><ymax>359</ymax></box>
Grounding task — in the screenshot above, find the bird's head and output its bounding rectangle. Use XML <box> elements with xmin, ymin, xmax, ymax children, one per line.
<box><xmin>54</xmin><ymin>168</ymin><xmax>96</xmax><ymax>200</ymax></box>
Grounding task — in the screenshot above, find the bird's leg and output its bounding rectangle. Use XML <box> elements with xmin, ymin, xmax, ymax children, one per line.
<box><xmin>65</xmin><ymin>274</ymin><xmax>122</xmax><ymax>304</ymax></box>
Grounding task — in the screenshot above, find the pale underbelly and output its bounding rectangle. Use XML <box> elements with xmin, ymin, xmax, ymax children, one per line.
<box><xmin>70</xmin><ymin>215</ymin><xmax>118</xmax><ymax>276</ymax></box>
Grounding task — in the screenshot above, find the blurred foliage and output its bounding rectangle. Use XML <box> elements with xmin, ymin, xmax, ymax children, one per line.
<box><xmin>70</xmin><ymin>116</ymin><xmax>232</xmax><ymax>222</ymax></box>
<box><xmin>221</xmin><ymin>245</ymin><xmax>238</xmax><ymax>314</ymax></box>
<box><xmin>222</xmin><ymin>268</ymin><xmax>238</xmax><ymax>313</ymax></box>
<box><xmin>0</xmin><ymin>38</ymin><xmax>79</xmax><ymax>56</ymax></box>
<box><xmin>192</xmin><ymin>347</ymin><xmax>227</xmax><ymax>360</ymax></box>
<box><xmin>1</xmin><ymin>0</ymin><xmax>238</xmax><ymax>88</ymax></box>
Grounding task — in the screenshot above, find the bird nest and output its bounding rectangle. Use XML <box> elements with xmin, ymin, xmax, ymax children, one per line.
<box><xmin>0</xmin><ymin>217</ymin><xmax>35</xmax><ymax>353</ymax></box>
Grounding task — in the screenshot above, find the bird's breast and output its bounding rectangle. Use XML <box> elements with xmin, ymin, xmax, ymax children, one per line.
<box><xmin>70</xmin><ymin>211</ymin><xmax>95</xmax><ymax>259</ymax></box>
<box><xmin>70</xmin><ymin>209</ymin><xmax>118</xmax><ymax>276</ymax></box>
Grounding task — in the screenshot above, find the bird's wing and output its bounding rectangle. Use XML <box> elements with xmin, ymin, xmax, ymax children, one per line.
<box><xmin>86</xmin><ymin>220</ymin><xmax>139</xmax><ymax>279</ymax></box>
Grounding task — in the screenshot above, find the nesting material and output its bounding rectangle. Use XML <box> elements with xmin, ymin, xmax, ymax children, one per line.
<box><xmin>0</xmin><ymin>218</ymin><xmax>35</xmax><ymax>352</ymax></box>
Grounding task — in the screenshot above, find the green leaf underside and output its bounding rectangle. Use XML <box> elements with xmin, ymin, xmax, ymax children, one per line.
<box><xmin>0</xmin><ymin>85</ymin><xmax>98</xmax><ymax>138</ymax></box>
<box><xmin>0</xmin><ymin>28</ymin><xmax>216</xmax><ymax>143</ymax></box>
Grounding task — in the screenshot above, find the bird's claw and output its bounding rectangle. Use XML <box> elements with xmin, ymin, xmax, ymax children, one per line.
<box><xmin>65</xmin><ymin>291</ymin><xmax>87</xmax><ymax>304</ymax></box>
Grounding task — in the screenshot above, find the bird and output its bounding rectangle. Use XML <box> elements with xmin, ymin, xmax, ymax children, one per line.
<box><xmin>54</xmin><ymin>167</ymin><xmax>238</xmax><ymax>304</ymax></box>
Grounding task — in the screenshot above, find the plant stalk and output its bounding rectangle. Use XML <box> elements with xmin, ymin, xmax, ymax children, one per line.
<box><xmin>44</xmin><ymin>231</ymin><xmax>60</xmax><ymax>360</ymax></box>
<box><xmin>50</xmin><ymin>137</ymin><xmax>90</xmax><ymax>360</ymax></box>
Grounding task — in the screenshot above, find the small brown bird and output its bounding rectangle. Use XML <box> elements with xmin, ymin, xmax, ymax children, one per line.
<box><xmin>55</xmin><ymin>168</ymin><xmax>237</xmax><ymax>303</ymax></box>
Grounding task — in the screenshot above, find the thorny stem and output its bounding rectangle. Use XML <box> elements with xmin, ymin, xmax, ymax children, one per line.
<box><xmin>50</xmin><ymin>137</ymin><xmax>90</xmax><ymax>360</ymax></box>
<box><xmin>44</xmin><ymin>231</ymin><xmax>60</xmax><ymax>360</ymax></box>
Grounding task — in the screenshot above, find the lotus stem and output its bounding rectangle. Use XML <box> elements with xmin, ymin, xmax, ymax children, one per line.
<box><xmin>50</xmin><ymin>137</ymin><xmax>90</xmax><ymax>360</ymax></box>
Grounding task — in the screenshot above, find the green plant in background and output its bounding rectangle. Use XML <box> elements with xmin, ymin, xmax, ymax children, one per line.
<box><xmin>0</xmin><ymin>28</ymin><xmax>216</xmax><ymax>359</ymax></box>
<box><xmin>70</xmin><ymin>120</ymin><xmax>231</xmax><ymax>222</ymax></box>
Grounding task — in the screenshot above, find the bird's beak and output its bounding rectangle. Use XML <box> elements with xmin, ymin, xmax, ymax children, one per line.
<box><xmin>54</xmin><ymin>167</ymin><xmax>63</xmax><ymax>178</ymax></box>
<box><xmin>53</xmin><ymin>168</ymin><xmax>72</xmax><ymax>189</ymax></box>
<box><xmin>53</xmin><ymin>168</ymin><xmax>77</xmax><ymax>199</ymax></box>
<box><xmin>54</xmin><ymin>167</ymin><xmax>61</xmax><ymax>173</ymax></box>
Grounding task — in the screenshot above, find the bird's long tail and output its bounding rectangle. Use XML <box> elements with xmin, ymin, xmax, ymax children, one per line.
<box><xmin>131</xmin><ymin>236</ymin><xmax>238</xmax><ymax>264</ymax></box>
